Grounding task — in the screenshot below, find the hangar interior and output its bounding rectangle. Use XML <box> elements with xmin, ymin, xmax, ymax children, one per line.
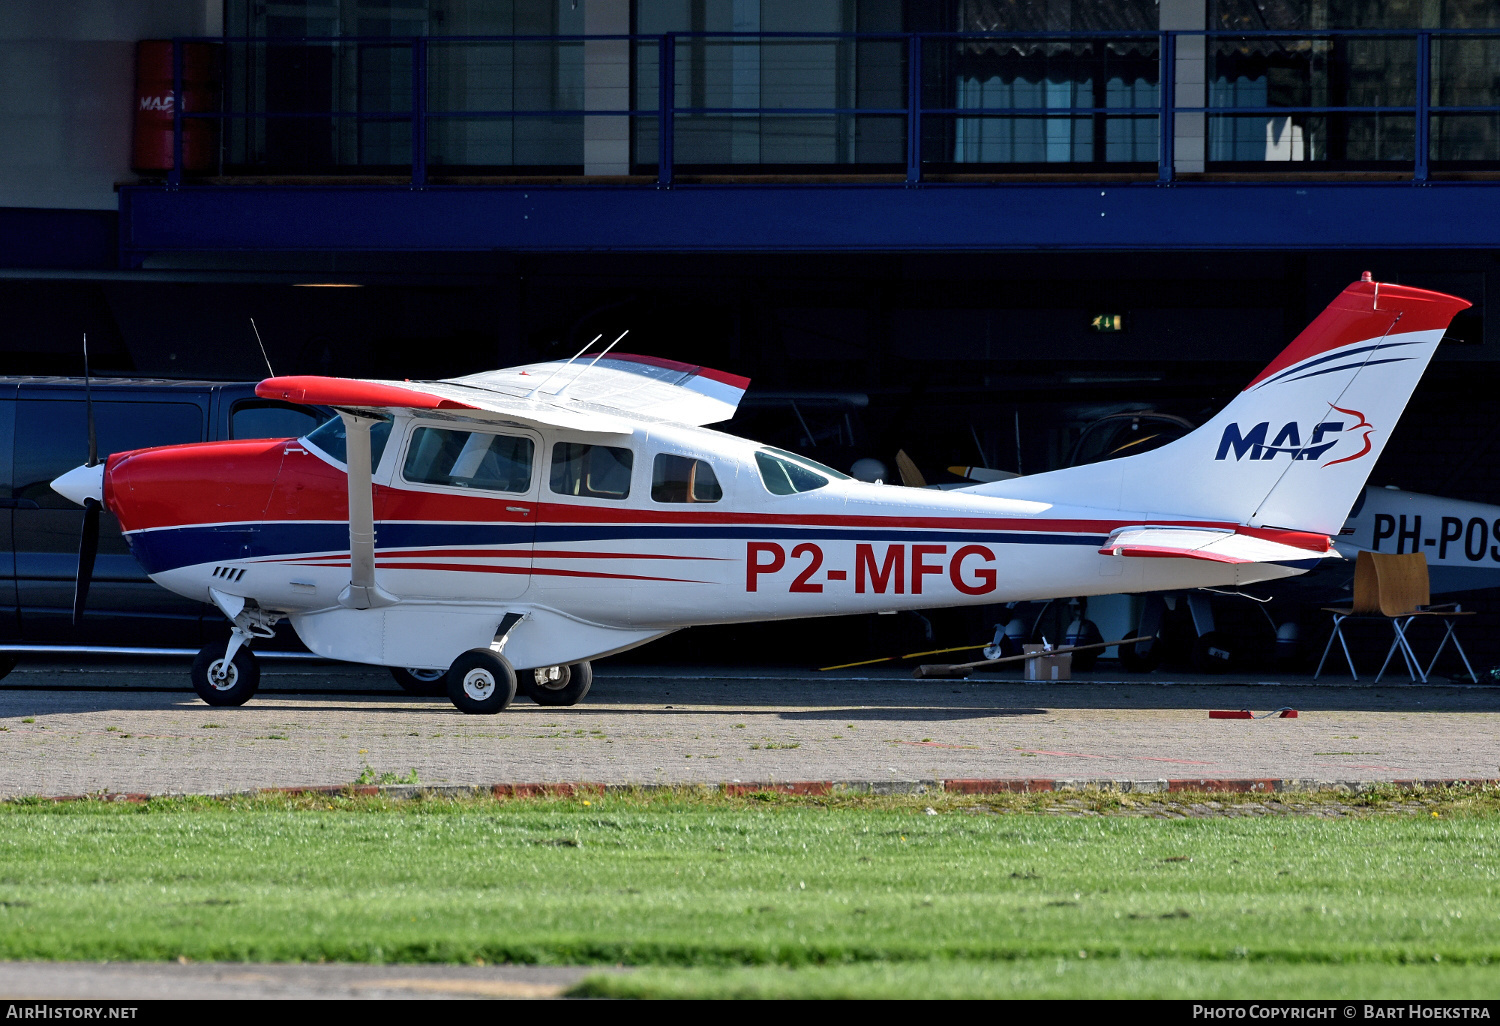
<box><xmin>2</xmin><ymin>0</ymin><xmax>1499</xmax><ymax>669</ymax></box>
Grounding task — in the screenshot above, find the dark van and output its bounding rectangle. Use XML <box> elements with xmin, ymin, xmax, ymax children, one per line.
<box><xmin>0</xmin><ymin>378</ymin><xmax>325</xmax><ymax>649</ymax></box>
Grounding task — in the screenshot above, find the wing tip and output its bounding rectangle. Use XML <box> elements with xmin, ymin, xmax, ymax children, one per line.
<box><xmin>256</xmin><ymin>375</ymin><xmax>478</xmax><ymax>411</ymax></box>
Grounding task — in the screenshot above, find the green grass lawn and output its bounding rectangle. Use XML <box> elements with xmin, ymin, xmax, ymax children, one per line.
<box><xmin>1</xmin><ymin>789</ymin><xmax>1498</xmax><ymax>998</ymax></box>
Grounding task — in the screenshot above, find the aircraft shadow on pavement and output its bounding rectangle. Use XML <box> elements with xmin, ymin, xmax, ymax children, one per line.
<box><xmin>776</xmin><ymin>707</ymin><xmax>1047</xmax><ymax>721</ymax></box>
<box><xmin>1</xmin><ymin>677</ymin><xmax>1494</xmax><ymax>716</ymax></box>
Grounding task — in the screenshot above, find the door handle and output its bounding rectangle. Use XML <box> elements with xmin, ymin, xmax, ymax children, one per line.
<box><xmin>505</xmin><ymin>506</ymin><xmax>530</xmax><ymax>515</ymax></box>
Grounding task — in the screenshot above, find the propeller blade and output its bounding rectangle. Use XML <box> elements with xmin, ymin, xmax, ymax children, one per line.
<box><xmin>895</xmin><ymin>449</ymin><xmax>927</xmax><ymax>489</ymax></box>
<box><xmin>72</xmin><ymin>498</ymin><xmax>100</xmax><ymax>627</ymax></box>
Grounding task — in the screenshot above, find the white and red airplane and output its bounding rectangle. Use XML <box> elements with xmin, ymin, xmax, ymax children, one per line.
<box><xmin>50</xmin><ymin>276</ymin><xmax>1469</xmax><ymax>712</ymax></box>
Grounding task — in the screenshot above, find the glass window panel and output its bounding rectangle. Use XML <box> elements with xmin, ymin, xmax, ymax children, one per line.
<box><xmin>550</xmin><ymin>442</ymin><xmax>634</xmax><ymax>500</ymax></box>
<box><xmin>755</xmin><ymin>450</ymin><xmax>828</xmax><ymax>495</ymax></box>
<box><xmin>304</xmin><ymin>415</ymin><xmax>393</xmax><ymax>469</ymax></box>
<box><xmin>651</xmin><ymin>454</ymin><xmax>723</xmax><ymax>503</ymax></box>
<box><xmin>231</xmin><ymin>400</ymin><xmax>326</xmax><ymax>440</ymax></box>
<box><xmin>403</xmin><ymin>426</ymin><xmax>533</xmax><ymax>493</ymax></box>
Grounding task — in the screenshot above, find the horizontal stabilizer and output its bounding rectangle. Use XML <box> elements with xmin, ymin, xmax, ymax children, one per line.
<box><xmin>1099</xmin><ymin>526</ymin><xmax>1334</xmax><ymax>566</ymax></box>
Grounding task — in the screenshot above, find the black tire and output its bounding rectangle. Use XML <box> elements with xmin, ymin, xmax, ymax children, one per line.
<box><xmin>522</xmin><ymin>661</ymin><xmax>593</xmax><ymax>707</ymax></box>
<box><xmin>391</xmin><ymin>666</ymin><xmax>447</xmax><ymax>696</ymax></box>
<box><xmin>0</xmin><ymin>653</ymin><xmax>16</xmax><ymax>683</ymax></box>
<box><xmin>1063</xmin><ymin>619</ymin><xmax>1104</xmax><ymax>673</ymax></box>
<box><xmin>446</xmin><ymin>649</ymin><xmax>517</xmax><ymax>715</ymax></box>
<box><xmin>1191</xmin><ymin>631</ymin><xmax>1235</xmax><ymax>674</ymax></box>
<box><xmin>191</xmin><ymin>644</ymin><xmax>261</xmax><ymax>707</ymax></box>
<box><xmin>1118</xmin><ymin>637</ymin><xmax>1162</xmax><ymax>673</ymax></box>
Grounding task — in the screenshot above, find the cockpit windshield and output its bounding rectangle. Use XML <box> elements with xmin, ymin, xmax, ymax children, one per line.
<box><xmin>304</xmin><ymin>415</ymin><xmax>393</xmax><ymax>469</ymax></box>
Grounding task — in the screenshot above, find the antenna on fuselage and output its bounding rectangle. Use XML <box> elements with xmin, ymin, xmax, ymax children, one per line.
<box><xmin>525</xmin><ymin>333</ymin><xmax>602</xmax><ymax>399</ymax></box>
<box><xmin>249</xmin><ymin>318</ymin><xmax>276</xmax><ymax>378</ymax></box>
<box><xmin>551</xmin><ymin>329</ymin><xmax>629</xmax><ymax>398</ymax></box>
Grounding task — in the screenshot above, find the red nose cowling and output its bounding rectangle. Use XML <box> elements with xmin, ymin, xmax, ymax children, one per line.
<box><xmin>105</xmin><ymin>438</ymin><xmax>293</xmax><ymax>534</ymax></box>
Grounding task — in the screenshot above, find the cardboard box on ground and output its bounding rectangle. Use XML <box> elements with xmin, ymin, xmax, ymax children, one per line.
<box><xmin>1023</xmin><ymin>644</ymin><xmax>1071</xmax><ymax>681</ymax></box>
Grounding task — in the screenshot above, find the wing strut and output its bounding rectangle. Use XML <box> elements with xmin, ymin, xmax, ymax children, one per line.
<box><xmin>338</xmin><ymin>412</ymin><xmax>396</xmax><ymax>610</ymax></box>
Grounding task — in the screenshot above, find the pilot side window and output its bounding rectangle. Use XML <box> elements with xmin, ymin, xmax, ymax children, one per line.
<box><xmin>550</xmin><ymin>443</ymin><xmax>633</xmax><ymax>500</ymax></box>
<box><xmin>403</xmin><ymin>427</ymin><xmax>534</xmax><ymax>493</ymax></box>
<box><xmin>651</xmin><ymin>454</ymin><xmax>722</xmax><ymax>503</ymax></box>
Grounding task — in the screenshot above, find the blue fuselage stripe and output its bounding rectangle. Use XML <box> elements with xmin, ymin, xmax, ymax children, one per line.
<box><xmin>125</xmin><ymin>520</ymin><xmax>1109</xmax><ymax>575</ymax></box>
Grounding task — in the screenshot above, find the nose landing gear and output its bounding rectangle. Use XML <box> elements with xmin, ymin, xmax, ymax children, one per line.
<box><xmin>191</xmin><ymin>595</ymin><xmax>279</xmax><ymax>707</ymax></box>
<box><xmin>191</xmin><ymin>644</ymin><xmax>261</xmax><ymax>707</ymax></box>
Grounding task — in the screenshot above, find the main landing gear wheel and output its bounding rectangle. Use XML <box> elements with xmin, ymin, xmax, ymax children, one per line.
<box><xmin>1191</xmin><ymin>631</ymin><xmax>1235</xmax><ymax>674</ymax></box>
<box><xmin>391</xmin><ymin>666</ymin><xmax>447</xmax><ymax>696</ymax></box>
<box><xmin>446</xmin><ymin>649</ymin><xmax>517</xmax><ymax>715</ymax></box>
<box><xmin>191</xmin><ymin>644</ymin><xmax>261</xmax><ymax>707</ymax></box>
<box><xmin>521</xmin><ymin>661</ymin><xmax>593</xmax><ymax>707</ymax></box>
<box><xmin>1118</xmin><ymin>637</ymin><xmax>1162</xmax><ymax>673</ymax></box>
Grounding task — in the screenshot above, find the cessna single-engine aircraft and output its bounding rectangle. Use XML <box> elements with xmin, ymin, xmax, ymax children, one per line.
<box><xmin>51</xmin><ymin>276</ymin><xmax>1469</xmax><ymax>712</ymax></box>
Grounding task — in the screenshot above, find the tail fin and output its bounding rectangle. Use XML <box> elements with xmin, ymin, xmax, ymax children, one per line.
<box><xmin>976</xmin><ymin>277</ymin><xmax>1471</xmax><ymax>535</ymax></box>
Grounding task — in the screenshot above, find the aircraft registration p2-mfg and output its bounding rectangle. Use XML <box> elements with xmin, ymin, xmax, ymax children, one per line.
<box><xmin>51</xmin><ymin>276</ymin><xmax>1471</xmax><ymax>712</ymax></box>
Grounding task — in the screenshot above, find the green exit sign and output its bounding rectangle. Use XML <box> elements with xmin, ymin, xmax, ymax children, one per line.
<box><xmin>1090</xmin><ymin>313</ymin><xmax>1125</xmax><ymax>333</ymax></box>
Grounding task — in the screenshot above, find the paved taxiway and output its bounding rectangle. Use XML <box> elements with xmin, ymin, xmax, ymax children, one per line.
<box><xmin>1</xmin><ymin>659</ymin><xmax>1497</xmax><ymax>795</ymax></box>
<box><xmin>0</xmin><ymin>961</ymin><xmax>600</xmax><ymax>999</ymax></box>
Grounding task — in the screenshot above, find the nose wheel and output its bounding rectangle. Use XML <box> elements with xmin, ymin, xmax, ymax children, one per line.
<box><xmin>446</xmin><ymin>649</ymin><xmax>517</xmax><ymax>715</ymax></box>
<box><xmin>191</xmin><ymin>644</ymin><xmax>261</xmax><ymax>707</ymax></box>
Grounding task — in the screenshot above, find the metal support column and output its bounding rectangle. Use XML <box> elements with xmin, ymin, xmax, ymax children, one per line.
<box><xmin>1414</xmin><ymin>30</ymin><xmax>1431</xmax><ymax>182</ymax></box>
<box><xmin>170</xmin><ymin>39</ymin><xmax>184</xmax><ymax>189</ymax></box>
<box><xmin>1157</xmin><ymin>31</ymin><xmax>1176</xmax><ymax>183</ymax></box>
<box><xmin>905</xmin><ymin>33</ymin><xmax>922</xmax><ymax>185</ymax></box>
<box><xmin>411</xmin><ymin>36</ymin><xmax>428</xmax><ymax>188</ymax></box>
<box><xmin>658</xmin><ymin>34</ymin><xmax>675</xmax><ymax>187</ymax></box>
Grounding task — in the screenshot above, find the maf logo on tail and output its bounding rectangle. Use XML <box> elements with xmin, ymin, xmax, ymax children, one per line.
<box><xmin>1214</xmin><ymin>405</ymin><xmax>1374</xmax><ymax>467</ymax></box>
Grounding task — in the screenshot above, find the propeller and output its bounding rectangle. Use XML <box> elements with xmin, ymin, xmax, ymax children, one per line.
<box><xmin>72</xmin><ymin>333</ymin><xmax>100</xmax><ymax>627</ymax></box>
<box><xmin>894</xmin><ymin>449</ymin><xmax>927</xmax><ymax>488</ymax></box>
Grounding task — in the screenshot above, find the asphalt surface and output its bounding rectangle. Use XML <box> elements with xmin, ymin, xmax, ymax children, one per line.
<box><xmin>0</xmin><ymin>961</ymin><xmax>600</xmax><ymax>999</ymax></box>
<box><xmin>2</xmin><ymin>658</ymin><xmax>1498</xmax><ymax>794</ymax></box>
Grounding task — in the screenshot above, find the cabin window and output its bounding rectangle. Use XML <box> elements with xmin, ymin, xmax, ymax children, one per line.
<box><xmin>304</xmin><ymin>415</ymin><xmax>392</xmax><ymax>469</ymax></box>
<box><xmin>755</xmin><ymin>450</ymin><xmax>832</xmax><ymax>495</ymax></box>
<box><xmin>651</xmin><ymin>454</ymin><xmax>723</xmax><ymax>503</ymax></box>
<box><xmin>550</xmin><ymin>442</ymin><xmax>633</xmax><ymax>500</ymax></box>
<box><xmin>403</xmin><ymin>427</ymin><xmax>533</xmax><ymax>493</ymax></box>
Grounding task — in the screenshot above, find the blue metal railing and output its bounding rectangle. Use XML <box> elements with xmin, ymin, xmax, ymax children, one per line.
<box><xmin>165</xmin><ymin>29</ymin><xmax>1500</xmax><ymax>188</ymax></box>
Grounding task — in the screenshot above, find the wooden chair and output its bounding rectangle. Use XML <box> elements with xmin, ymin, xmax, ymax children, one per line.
<box><xmin>1315</xmin><ymin>551</ymin><xmax>1477</xmax><ymax>682</ymax></box>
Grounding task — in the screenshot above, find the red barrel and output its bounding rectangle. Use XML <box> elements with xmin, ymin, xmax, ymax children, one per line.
<box><xmin>132</xmin><ymin>40</ymin><xmax>220</xmax><ymax>172</ymax></box>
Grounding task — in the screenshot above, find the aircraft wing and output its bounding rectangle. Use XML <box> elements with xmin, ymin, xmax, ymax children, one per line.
<box><xmin>448</xmin><ymin>353</ymin><xmax>750</xmax><ymax>426</ymax></box>
<box><xmin>1099</xmin><ymin>526</ymin><xmax>1335</xmax><ymax>565</ymax></box>
<box><xmin>258</xmin><ymin>353</ymin><xmax>750</xmax><ymax>432</ymax></box>
<box><xmin>256</xmin><ymin>375</ymin><xmax>637</xmax><ymax>434</ymax></box>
